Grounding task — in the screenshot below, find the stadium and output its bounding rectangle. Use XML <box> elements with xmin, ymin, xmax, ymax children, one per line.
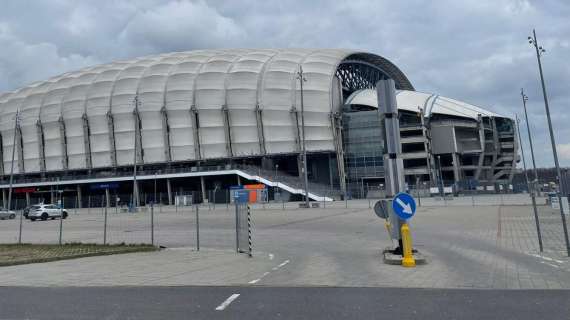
<box><xmin>0</xmin><ymin>49</ymin><xmax>517</xmax><ymax>207</ymax></box>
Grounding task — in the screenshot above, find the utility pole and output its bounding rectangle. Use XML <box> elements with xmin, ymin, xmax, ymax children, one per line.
<box><xmin>516</xmin><ymin>114</ymin><xmax>543</xmax><ymax>251</ymax></box>
<box><xmin>297</xmin><ymin>66</ymin><xmax>310</xmax><ymax>208</ymax></box>
<box><xmin>7</xmin><ymin>110</ymin><xmax>21</xmax><ymax>212</ymax></box>
<box><xmin>528</xmin><ymin>29</ymin><xmax>570</xmax><ymax>256</ymax></box>
<box><xmin>132</xmin><ymin>95</ymin><xmax>140</xmax><ymax>209</ymax></box>
<box><xmin>521</xmin><ymin>89</ymin><xmax>539</xmax><ymax>184</ymax></box>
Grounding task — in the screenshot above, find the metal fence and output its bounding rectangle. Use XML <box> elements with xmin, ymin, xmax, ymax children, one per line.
<box><xmin>0</xmin><ymin>200</ymin><xmax>254</xmax><ymax>256</ymax></box>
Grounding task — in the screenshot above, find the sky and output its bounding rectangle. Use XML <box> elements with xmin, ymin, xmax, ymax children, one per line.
<box><xmin>0</xmin><ymin>0</ymin><xmax>568</xmax><ymax>167</ymax></box>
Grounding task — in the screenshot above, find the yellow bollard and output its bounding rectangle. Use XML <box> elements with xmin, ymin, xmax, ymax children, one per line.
<box><xmin>401</xmin><ymin>223</ymin><xmax>416</xmax><ymax>267</ymax></box>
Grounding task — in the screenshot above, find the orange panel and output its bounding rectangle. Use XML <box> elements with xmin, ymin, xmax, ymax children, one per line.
<box><xmin>245</xmin><ymin>184</ymin><xmax>265</xmax><ymax>190</ymax></box>
<box><xmin>248</xmin><ymin>190</ymin><xmax>257</xmax><ymax>203</ymax></box>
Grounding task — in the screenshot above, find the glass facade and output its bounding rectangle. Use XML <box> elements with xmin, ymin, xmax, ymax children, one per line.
<box><xmin>342</xmin><ymin>110</ymin><xmax>384</xmax><ymax>181</ymax></box>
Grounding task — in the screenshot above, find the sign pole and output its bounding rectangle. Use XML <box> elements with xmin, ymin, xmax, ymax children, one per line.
<box><xmin>377</xmin><ymin>79</ymin><xmax>406</xmax><ymax>253</ymax></box>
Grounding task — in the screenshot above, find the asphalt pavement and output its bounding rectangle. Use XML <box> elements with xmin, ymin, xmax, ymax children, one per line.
<box><xmin>1</xmin><ymin>286</ymin><xmax>568</xmax><ymax>320</ymax></box>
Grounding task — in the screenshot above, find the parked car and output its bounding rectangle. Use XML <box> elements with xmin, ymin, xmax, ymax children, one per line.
<box><xmin>28</xmin><ymin>204</ymin><xmax>68</xmax><ymax>221</ymax></box>
<box><xmin>0</xmin><ymin>208</ymin><xmax>16</xmax><ymax>220</ymax></box>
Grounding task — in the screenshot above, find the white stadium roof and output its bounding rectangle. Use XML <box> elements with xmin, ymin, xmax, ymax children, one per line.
<box><xmin>0</xmin><ymin>48</ymin><xmax>412</xmax><ymax>174</ymax></box>
<box><xmin>345</xmin><ymin>89</ymin><xmax>505</xmax><ymax>120</ymax></box>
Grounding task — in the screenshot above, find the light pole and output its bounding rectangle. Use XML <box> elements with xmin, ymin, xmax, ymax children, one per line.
<box><xmin>7</xmin><ymin>110</ymin><xmax>21</xmax><ymax>213</ymax></box>
<box><xmin>516</xmin><ymin>114</ymin><xmax>543</xmax><ymax>251</ymax></box>
<box><xmin>528</xmin><ymin>29</ymin><xmax>570</xmax><ymax>256</ymax></box>
<box><xmin>132</xmin><ymin>95</ymin><xmax>140</xmax><ymax>209</ymax></box>
<box><xmin>274</xmin><ymin>164</ymin><xmax>279</xmax><ymax>180</ymax></box>
<box><xmin>297</xmin><ymin>66</ymin><xmax>310</xmax><ymax>208</ymax></box>
<box><xmin>521</xmin><ymin>89</ymin><xmax>539</xmax><ymax>184</ymax></box>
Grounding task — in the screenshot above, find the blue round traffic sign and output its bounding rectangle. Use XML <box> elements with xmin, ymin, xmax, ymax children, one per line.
<box><xmin>392</xmin><ymin>192</ymin><xmax>416</xmax><ymax>220</ymax></box>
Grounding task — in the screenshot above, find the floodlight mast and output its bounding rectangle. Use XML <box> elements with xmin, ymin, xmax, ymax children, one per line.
<box><xmin>528</xmin><ymin>29</ymin><xmax>570</xmax><ymax>256</ymax></box>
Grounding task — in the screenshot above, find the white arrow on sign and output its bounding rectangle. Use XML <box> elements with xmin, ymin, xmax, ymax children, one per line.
<box><xmin>396</xmin><ymin>197</ymin><xmax>412</xmax><ymax>214</ymax></box>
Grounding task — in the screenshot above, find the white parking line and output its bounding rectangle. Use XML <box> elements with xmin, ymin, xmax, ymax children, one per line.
<box><xmin>540</xmin><ymin>261</ymin><xmax>560</xmax><ymax>269</ymax></box>
<box><xmin>269</xmin><ymin>253</ymin><xmax>274</xmax><ymax>260</ymax></box>
<box><xmin>277</xmin><ymin>260</ymin><xmax>290</xmax><ymax>268</ymax></box>
<box><xmin>215</xmin><ymin>293</ymin><xmax>240</xmax><ymax>311</ymax></box>
<box><xmin>248</xmin><ymin>259</ymin><xmax>291</xmax><ymax>284</ymax></box>
<box><xmin>527</xmin><ymin>253</ymin><xmax>565</xmax><ymax>264</ymax></box>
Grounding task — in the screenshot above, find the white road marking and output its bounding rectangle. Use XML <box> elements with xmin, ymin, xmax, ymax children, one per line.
<box><xmin>277</xmin><ymin>260</ymin><xmax>290</xmax><ymax>268</ymax></box>
<box><xmin>527</xmin><ymin>253</ymin><xmax>565</xmax><ymax>264</ymax></box>
<box><xmin>215</xmin><ymin>293</ymin><xmax>240</xmax><ymax>311</ymax></box>
<box><xmin>269</xmin><ymin>253</ymin><xmax>274</xmax><ymax>260</ymax></box>
<box><xmin>248</xmin><ymin>259</ymin><xmax>291</xmax><ymax>284</ymax></box>
<box><xmin>540</xmin><ymin>261</ymin><xmax>560</xmax><ymax>269</ymax></box>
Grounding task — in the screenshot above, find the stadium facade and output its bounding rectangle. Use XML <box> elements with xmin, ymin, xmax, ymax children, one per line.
<box><xmin>0</xmin><ymin>49</ymin><xmax>517</xmax><ymax>206</ymax></box>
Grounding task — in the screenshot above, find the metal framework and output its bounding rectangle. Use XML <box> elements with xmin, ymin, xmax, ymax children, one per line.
<box><xmin>81</xmin><ymin>113</ymin><xmax>92</xmax><ymax>169</ymax></box>
<box><xmin>58</xmin><ymin>116</ymin><xmax>68</xmax><ymax>170</ymax></box>
<box><xmin>106</xmin><ymin>111</ymin><xmax>117</xmax><ymax>167</ymax></box>
<box><xmin>36</xmin><ymin>120</ymin><xmax>46</xmax><ymax>172</ymax></box>
<box><xmin>160</xmin><ymin>106</ymin><xmax>172</xmax><ymax>162</ymax></box>
<box><xmin>336</xmin><ymin>61</ymin><xmax>389</xmax><ymax>94</ymax></box>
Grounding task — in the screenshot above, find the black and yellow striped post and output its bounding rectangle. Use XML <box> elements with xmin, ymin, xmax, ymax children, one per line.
<box><xmin>247</xmin><ymin>205</ymin><xmax>252</xmax><ymax>257</ymax></box>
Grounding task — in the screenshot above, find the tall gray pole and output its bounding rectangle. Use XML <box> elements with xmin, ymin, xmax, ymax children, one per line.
<box><xmin>7</xmin><ymin>110</ymin><xmax>21</xmax><ymax>212</ymax></box>
<box><xmin>521</xmin><ymin>89</ymin><xmax>539</xmax><ymax>183</ymax></box>
<box><xmin>377</xmin><ymin>79</ymin><xmax>406</xmax><ymax>251</ymax></box>
<box><xmin>516</xmin><ymin>114</ymin><xmax>543</xmax><ymax>251</ymax></box>
<box><xmin>529</xmin><ymin>29</ymin><xmax>570</xmax><ymax>256</ymax></box>
<box><xmin>132</xmin><ymin>95</ymin><xmax>140</xmax><ymax>209</ymax></box>
<box><xmin>297</xmin><ymin>66</ymin><xmax>310</xmax><ymax>208</ymax></box>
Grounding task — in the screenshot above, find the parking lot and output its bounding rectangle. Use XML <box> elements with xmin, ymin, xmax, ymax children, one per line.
<box><xmin>0</xmin><ymin>194</ymin><xmax>569</xmax><ymax>289</ymax></box>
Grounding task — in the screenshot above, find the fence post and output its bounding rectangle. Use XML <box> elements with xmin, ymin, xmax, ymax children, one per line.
<box><xmin>247</xmin><ymin>205</ymin><xmax>252</xmax><ymax>257</ymax></box>
<box><xmin>196</xmin><ymin>205</ymin><xmax>200</xmax><ymax>251</ymax></box>
<box><xmin>235</xmin><ymin>202</ymin><xmax>239</xmax><ymax>253</ymax></box>
<box><xmin>18</xmin><ymin>205</ymin><xmax>23</xmax><ymax>244</ymax></box>
<box><xmin>150</xmin><ymin>202</ymin><xmax>154</xmax><ymax>246</ymax></box>
<box><xmin>58</xmin><ymin>194</ymin><xmax>64</xmax><ymax>245</ymax></box>
<box><xmin>104</xmin><ymin>188</ymin><xmax>109</xmax><ymax>245</ymax></box>
<box><xmin>87</xmin><ymin>195</ymin><xmax>91</xmax><ymax>214</ymax></box>
<box><xmin>175</xmin><ymin>192</ymin><xmax>178</xmax><ymax>213</ymax></box>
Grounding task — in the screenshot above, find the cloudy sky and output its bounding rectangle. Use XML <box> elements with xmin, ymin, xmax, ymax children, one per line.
<box><xmin>0</xmin><ymin>0</ymin><xmax>568</xmax><ymax>167</ymax></box>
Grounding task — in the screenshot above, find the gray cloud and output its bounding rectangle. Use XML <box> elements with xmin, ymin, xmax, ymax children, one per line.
<box><xmin>0</xmin><ymin>0</ymin><xmax>568</xmax><ymax>167</ymax></box>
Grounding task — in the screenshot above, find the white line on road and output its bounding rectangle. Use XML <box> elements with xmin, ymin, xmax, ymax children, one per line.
<box><xmin>277</xmin><ymin>260</ymin><xmax>290</xmax><ymax>268</ymax></box>
<box><xmin>215</xmin><ymin>293</ymin><xmax>240</xmax><ymax>311</ymax></box>
<box><xmin>540</xmin><ymin>261</ymin><xmax>560</xmax><ymax>269</ymax></box>
<box><xmin>248</xmin><ymin>279</ymin><xmax>261</xmax><ymax>284</ymax></box>
<box><xmin>527</xmin><ymin>253</ymin><xmax>565</xmax><ymax>264</ymax></box>
<box><xmin>269</xmin><ymin>253</ymin><xmax>274</xmax><ymax>260</ymax></box>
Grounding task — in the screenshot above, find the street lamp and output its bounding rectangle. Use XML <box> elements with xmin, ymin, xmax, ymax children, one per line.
<box><xmin>516</xmin><ymin>114</ymin><xmax>543</xmax><ymax>251</ymax></box>
<box><xmin>7</xmin><ymin>109</ymin><xmax>21</xmax><ymax>213</ymax></box>
<box><xmin>274</xmin><ymin>164</ymin><xmax>279</xmax><ymax>180</ymax></box>
<box><xmin>528</xmin><ymin>29</ymin><xmax>570</xmax><ymax>256</ymax></box>
<box><xmin>520</xmin><ymin>89</ymin><xmax>539</xmax><ymax>184</ymax></box>
<box><xmin>297</xmin><ymin>66</ymin><xmax>310</xmax><ymax>208</ymax></box>
<box><xmin>132</xmin><ymin>95</ymin><xmax>141</xmax><ymax>210</ymax></box>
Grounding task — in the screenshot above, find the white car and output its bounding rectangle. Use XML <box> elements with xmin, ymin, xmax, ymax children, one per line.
<box><xmin>0</xmin><ymin>208</ymin><xmax>16</xmax><ymax>220</ymax></box>
<box><xmin>28</xmin><ymin>204</ymin><xmax>68</xmax><ymax>221</ymax></box>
